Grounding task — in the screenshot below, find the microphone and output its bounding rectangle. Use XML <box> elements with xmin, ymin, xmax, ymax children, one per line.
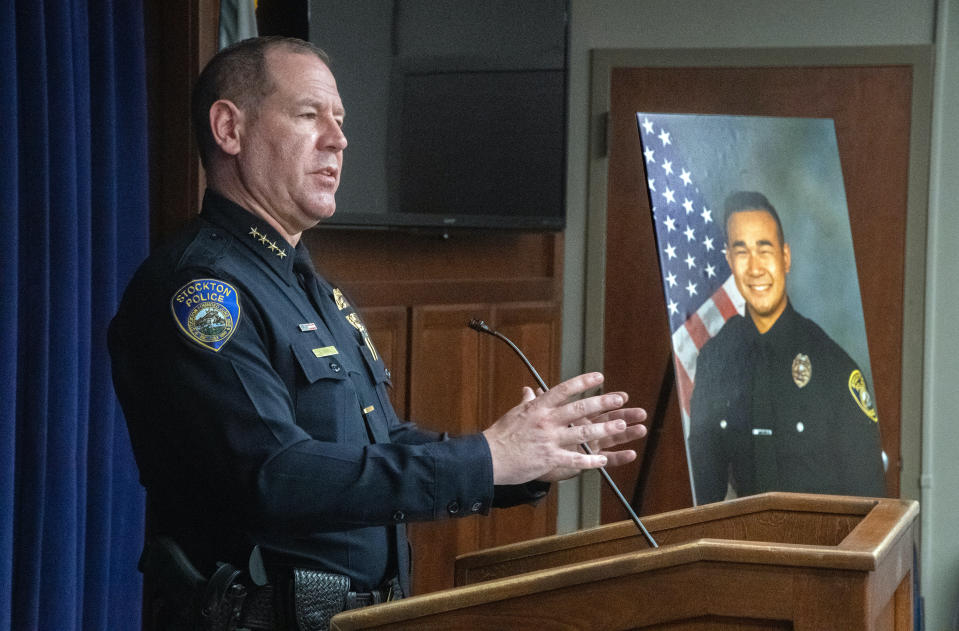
<box><xmin>468</xmin><ymin>319</ymin><xmax>658</xmax><ymax>548</ymax></box>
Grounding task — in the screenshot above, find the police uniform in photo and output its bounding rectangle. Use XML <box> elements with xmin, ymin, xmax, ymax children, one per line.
<box><xmin>108</xmin><ymin>190</ymin><xmax>547</xmax><ymax>627</ymax></box>
<box><xmin>687</xmin><ymin>301</ymin><xmax>885</xmax><ymax>505</ymax></box>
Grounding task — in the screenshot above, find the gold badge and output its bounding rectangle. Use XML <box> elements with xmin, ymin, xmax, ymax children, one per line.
<box><xmin>791</xmin><ymin>353</ymin><xmax>811</xmax><ymax>388</ymax></box>
<box><xmin>848</xmin><ymin>369</ymin><xmax>879</xmax><ymax>422</ymax></box>
<box><xmin>333</xmin><ymin>288</ymin><xmax>349</xmax><ymax>311</ymax></box>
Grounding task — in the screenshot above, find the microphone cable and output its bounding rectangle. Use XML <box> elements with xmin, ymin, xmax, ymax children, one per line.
<box><xmin>468</xmin><ymin>319</ymin><xmax>658</xmax><ymax>548</ymax></box>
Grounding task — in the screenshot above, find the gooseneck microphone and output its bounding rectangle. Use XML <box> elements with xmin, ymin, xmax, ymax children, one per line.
<box><xmin>468</xmin><ymin>319</ymin><xmax>658</xmax><ymax>548</ymax></box>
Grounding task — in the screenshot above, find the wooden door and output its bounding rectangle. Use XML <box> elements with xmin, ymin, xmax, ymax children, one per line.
<box><xmin>601</xmin><ymin>61</ymin><xmax>918</xmax><ymax>520</ymax></box>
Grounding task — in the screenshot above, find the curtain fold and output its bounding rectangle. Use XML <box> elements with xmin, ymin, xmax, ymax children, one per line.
<box><xmin>1</xmin><ymin>1</ymin><xmax>149</xmax><ymax>628</ymax></box>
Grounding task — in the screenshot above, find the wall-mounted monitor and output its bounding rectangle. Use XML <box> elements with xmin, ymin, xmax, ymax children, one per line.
<box><xmin>303</xmin><ymin>0</ymin><xmax>569</xmax><ymax>232</ymax></box>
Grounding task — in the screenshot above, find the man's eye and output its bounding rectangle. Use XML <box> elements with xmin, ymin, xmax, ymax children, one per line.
<box><xmin>300</xmin><ymin>112</ymin><xmax>317</xmax><ymax>119</ymax></box>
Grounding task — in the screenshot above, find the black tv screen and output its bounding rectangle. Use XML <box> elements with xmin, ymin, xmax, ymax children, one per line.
<box><xmin>303</xmin><ymin>0</ymin><xmax>569</xmax><ymax>232</ymax></box>
<box><xmin>392</xmin><ymin>69</ymin><xmax>565</xmax><ymax>230</ymax></box>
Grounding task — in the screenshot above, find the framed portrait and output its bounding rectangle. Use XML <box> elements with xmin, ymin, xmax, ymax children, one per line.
<box><xmin>636</xmin><ymin>113</ymin><xmax>885</xmax><ymax>504</ymax></box>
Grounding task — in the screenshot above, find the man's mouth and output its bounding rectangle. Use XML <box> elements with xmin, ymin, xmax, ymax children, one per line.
<box><xmin>310</xmin><ymin>167</ymin><xmax>339</xmax><ymax>186</ymax></box>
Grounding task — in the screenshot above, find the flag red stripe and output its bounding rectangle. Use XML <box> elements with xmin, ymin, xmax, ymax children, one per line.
<box><xmin>684</xmin><ymin>312</ymin><xmax>710</xmax><ymax>350</ymax></box>
<box><xmin>675</xmin><ymin>354</ymin><xmax>693</xmax><ymax>417</ymax></box>
<box><xmin>712</xmin><ymin>286</ymin><xmax>739</xmax><ymax>320</ymax></box>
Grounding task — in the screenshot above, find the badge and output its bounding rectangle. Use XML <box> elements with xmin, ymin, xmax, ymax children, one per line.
<box><xmin>791</xmin><ymin>353</ymin><xmax>812</xmax><ymax>388</ymax></box>
<box><xmin>170</xmin><ymin>279</ymin><xmax>241</xmax><ymax>352</ymax></box>
<box><xmin>848</xmin><ymin>369</ymin><xmax>879</xmax><ymax>422</ymax></box>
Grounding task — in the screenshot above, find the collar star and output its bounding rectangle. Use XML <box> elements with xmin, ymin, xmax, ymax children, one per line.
<box><xmin>248</xmin><ymin>224</ymin><xmax>288</xmax><ymax>259</ymax></box>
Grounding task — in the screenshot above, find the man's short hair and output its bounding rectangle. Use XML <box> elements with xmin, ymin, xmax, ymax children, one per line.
<box><xmin>191</xmin><ymin>36</ymin><xmax>330</xmax><ymax>170</ymax></box>
<box><xmin>723</xmin><ymin>190</ymin><xmax>786</xmax><ymax>245</ymax></box>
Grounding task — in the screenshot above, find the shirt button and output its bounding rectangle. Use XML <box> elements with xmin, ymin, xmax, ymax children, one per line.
<box><xmin>719</xmin><ymin>419</ymin><xmax>727</xmax><ymax>430</ymax></box>
<box><xmin>446</xmin><ymin>501</ymin><xmax>460</xmax><ymax>515</ymax></box>
<box><xmin>470</xmin><ymin>501</ymin><xmax>483</xmax><ymax>513</ymax></box>
<box><xmin>209</xmin><ymin>232</ymin><xmax>219</xmax><ymax>240</ymax></box>
<box><xmin>392</xmin><ymin>510</ymin><xmax>405</xmax><ymax>522</ymax></box>
<box><xmin>796</xmin><ymin>422</ymin><xmax>805</xmax><ymax>433</ymax></box>
<box><xmin>329</xmin><ymin>361</ymin><xmax>342</xmax><ymax>373</ymax></box>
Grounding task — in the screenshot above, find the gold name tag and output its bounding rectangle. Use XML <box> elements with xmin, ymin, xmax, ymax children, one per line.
<box><xmin>312</xmin><ymin>346</ymin><xmax>338</xmax><ymax>358</ymax></box>
<box><xmin>363</xmin><ymin>405</ymin><xmax>375</xmax><ymax>414</ymax></box>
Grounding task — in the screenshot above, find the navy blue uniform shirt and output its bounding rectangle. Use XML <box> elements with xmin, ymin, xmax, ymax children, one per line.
<box><xmin>687</xmin><ymin>302</ymin><xmax>885</xmax><ymax>505</ymax></box>
<box><xmin>109</xmin><ymin>190</ymin><xmax>547</xmax><ymax>593</ymax></box>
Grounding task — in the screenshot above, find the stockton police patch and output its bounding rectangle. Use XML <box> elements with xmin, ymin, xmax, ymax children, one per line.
<box><xmin>170</xmin><ymin>279</ymin><xmax>241</xmax><ymax>352</ymax></box>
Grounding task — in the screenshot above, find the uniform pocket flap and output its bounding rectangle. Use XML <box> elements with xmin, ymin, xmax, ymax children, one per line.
<box><xmin>291</xmin><ymin>343</ymin><xmax>349</xmax><ymax>384</ymax></box>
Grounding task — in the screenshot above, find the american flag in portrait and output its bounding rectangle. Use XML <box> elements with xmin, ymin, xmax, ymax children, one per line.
<box><xmin>635</xmin><ymin>113</ymin><xmax>745</xmax><ymax>436</ymax></box>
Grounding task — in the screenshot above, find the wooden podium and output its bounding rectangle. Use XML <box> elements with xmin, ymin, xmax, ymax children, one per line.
<box><xmin>330</xmin><ymin>493</ymin><xmax>918</xmax><ymax>630</ymax></box>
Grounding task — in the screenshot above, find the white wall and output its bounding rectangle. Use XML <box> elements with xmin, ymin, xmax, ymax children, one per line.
<box><xmin>923</xmin><ymin>1</ymin><xmax>959</xmax><ymax>628</ymax></box>
<box><xmin>563</xmin><ymin>0</ymin><xmax>958</xmax><ymax>628</ymax></box>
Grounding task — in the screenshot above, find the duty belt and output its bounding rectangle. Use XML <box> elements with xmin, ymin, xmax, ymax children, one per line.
<box><xmin>239</xmin><ymin>573</ymin><xmax>403</xmax><ymax>630</ymax></box>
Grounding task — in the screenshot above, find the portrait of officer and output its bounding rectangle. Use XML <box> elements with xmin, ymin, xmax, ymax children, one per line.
<box><xmin>108</xmin><ymin>36</ymin><xmax>647</xmax><ymax>629</ymax></box>
<box><xmin>687</xmin><ymin>190</ymin><xmax>885</xmax><ymax>505</ymax></box>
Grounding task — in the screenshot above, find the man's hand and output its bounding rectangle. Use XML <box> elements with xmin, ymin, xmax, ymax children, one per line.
<box><xmin>482</xmin><ymin>372</ymin><xmax>648</xmax><ymax>485</ymax></box>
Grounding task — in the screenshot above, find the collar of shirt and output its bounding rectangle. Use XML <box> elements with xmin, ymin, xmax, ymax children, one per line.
<box><xmin>199</xmin><ymin>189</ymin><xmax>301</xmax><ymax>282</ymax></box>
<box><xmin>754</xmin><ymin>300</ymin><xmax>797</xmax><ymax>342</ymax></box>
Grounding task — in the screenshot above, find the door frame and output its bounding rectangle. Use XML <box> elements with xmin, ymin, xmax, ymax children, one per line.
<box><xmin>583</xmin><ymin>46</ymin><xmax>933</xmax><ymax>520</ymax></box>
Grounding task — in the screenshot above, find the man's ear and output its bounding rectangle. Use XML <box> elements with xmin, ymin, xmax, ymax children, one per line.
<box><xmin>209</xmin><ymin>99</ymin><xmax>244</xmax><ymax>157</ymax></box>
<box><xmin>783</xmin><ymin>242</ymin><xmax>791</xmax><ymax>274</ymax></box>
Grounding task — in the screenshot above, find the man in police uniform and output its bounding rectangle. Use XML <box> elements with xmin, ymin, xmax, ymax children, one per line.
<box><xmin>108</xmin><ymin>36</ymin><xmax>648</xmax><ymax>628</ymax></box>
<box><xmin>687</xmin><ymin>191</ymin><xmax>884</xmax><ymax>505</ymax></box>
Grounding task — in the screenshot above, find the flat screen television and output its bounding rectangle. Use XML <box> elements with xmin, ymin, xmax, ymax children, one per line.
<box><xmin>301</xmin><ymin>0</ymin><xmax>568</xmax><ymax>232</ymax></box>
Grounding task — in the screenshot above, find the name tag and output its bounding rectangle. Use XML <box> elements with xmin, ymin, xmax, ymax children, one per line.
<box><xmin>299</xmin><ymin>323</ymin><xmax>317</xmax><ymax>331</ymax></box>
<box><xmin>312</xmin><ymin>346</ymin><xmax>338</xmax><ymax>358</ymax></box>
<box><xmin>752</xmin><ymin>428</ymin><xmax>773</xmax><ymax>436</ymax></box>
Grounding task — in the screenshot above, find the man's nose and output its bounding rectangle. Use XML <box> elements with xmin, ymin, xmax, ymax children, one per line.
<box><xmin>321</xmin><ymin>119</ymin><xmax>347</xmax><ymax>151</ymax></box>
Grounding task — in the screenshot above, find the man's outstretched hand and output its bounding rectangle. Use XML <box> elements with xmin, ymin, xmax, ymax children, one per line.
<box><xmin>482</xmin><ymin>372</ymin><xmax>648</xmax><ymax>485</ymax></box>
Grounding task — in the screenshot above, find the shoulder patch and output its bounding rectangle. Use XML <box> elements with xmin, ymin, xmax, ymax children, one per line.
<box><xmin>848</xmin><ymin>369</ymin><xmax>878</xmax><ymax>422</ymax></box>
<box><xmin>170</xmin><ymin>279</ymin><xmax>241</xmax><ymax>352</ymax></box>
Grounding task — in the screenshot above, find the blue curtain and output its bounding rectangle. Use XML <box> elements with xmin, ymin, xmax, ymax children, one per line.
<box><xmin>1</xmin><ymin>1</ymin><xmax>149</xmax><ymax>629</ymax></box>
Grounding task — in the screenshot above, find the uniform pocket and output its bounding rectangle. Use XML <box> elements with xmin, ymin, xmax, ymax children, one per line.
<box><xmin>290</xmin><ymin>342</ymin><xmax>364</xmax><ymax>442</ymax></box>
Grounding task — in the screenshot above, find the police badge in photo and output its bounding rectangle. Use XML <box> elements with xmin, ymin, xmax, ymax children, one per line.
<box><xmin>170</xmin><ymin>278</ymin><xmax>241</xmax><ymax>352</ymax></box>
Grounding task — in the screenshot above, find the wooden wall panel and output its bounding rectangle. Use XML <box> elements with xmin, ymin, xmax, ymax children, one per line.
<box><xmin>407</xmin><ymin>303</ymin><xmax>560</xmax><ymax>594</ymax></box>
<box><xmin>481</xmin><ymin>303</ymin><xmax>561</xmax><ymax>551</ymax></box>
<box><xmin>407</xmin><ymin>305</ymin><xmax>490</xmax><ymax>594</ymax></box>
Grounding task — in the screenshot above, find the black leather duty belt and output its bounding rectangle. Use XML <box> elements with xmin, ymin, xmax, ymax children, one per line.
<box><xmin>238</xmin><ymin>575</ymin><xmax>402</xmax><ymax>630</ymax></box>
